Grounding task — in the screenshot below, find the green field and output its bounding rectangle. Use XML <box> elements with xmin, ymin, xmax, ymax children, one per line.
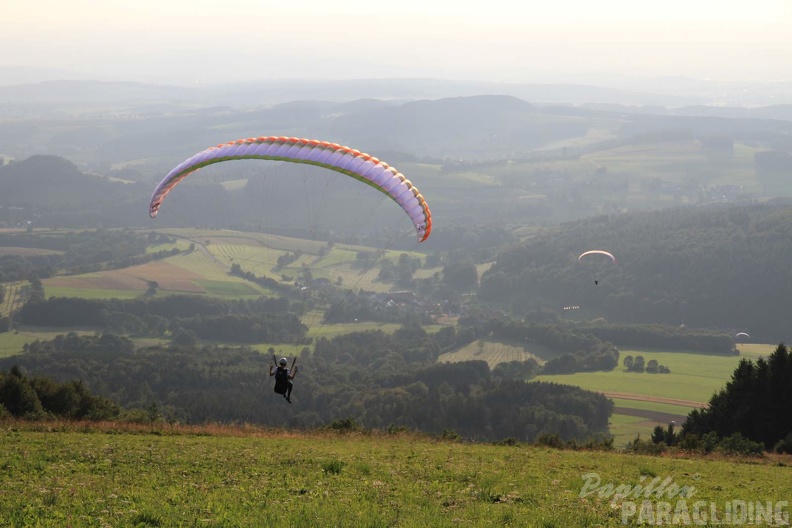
<box><xmin>438</xmin><ymin>337</ymin><xmax>556</xmax><ymax>369</ymax></box>
<box><xmin>0</xmin><ymin>329</ymin><xmax>97</xmax><ymax>359</ymax></box>
<box><xmin>533</xmin><ymin>346</ymin><xmax>772</xmax><ymax>445</ymax></box>
<box><xmin>437</xmin><ymin>340</ymin><xmax>777</xmax><ymax>446</ymax></box>
<box><xmin>205</xmin><ymin>236</ymin><xmax>436</xmax><ymax>294</ymax></box>
<box><xmin>2</xmin><ymin>423</ymin><xmax>790</xmax><ymax>527</ymax></box>
<box><xmin>535</xmin><ymin>347</ymin><xmax>769</xmax><ymax>406</ymax></box>
<box><xmin>34</xmin><ymin>228</ymin><xmax>437</xmax><ymax>301</ymax></box>
<box><xmin>609</xmin><ymin>398</ymin><xmax>692</xmax><ymax>418</ymax></box>
<box><xmin>1</xmin><ymin>281</ymin><xmax>26</xmax><ymax>317</ymax></box>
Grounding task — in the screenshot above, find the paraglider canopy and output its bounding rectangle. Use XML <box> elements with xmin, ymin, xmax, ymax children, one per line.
<box><xmin>735</xmin><ymin>332</ymin><xmax>750</xmax><ymax>339</ymax></box>
<box><xmin>149</xmin><ymin>136</ymin><xmax>432</xmax><ymax>242</ymax></box>
<box><xmin>578</xmin><ymin>250</ymin><xmax>617</xmax><ymax>265</ymax></box>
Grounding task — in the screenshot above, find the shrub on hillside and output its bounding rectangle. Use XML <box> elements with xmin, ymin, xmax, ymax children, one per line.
<box><xmin>773</xmin><ymin>433</ymin><xmax>792</xmax><ymax>454</ymax></box>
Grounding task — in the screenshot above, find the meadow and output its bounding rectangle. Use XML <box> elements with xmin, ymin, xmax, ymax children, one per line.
<box><xmin>2</xmin><ymin>422</ymin><xmax>790</xmax><ymax>527</ymax></box>
<box><xmin>438</xmin><ymin>337</ymin><xmax>556</xmax><ymax>370</ymax></box>
<box><xmin>40</xmin><ymin>228</ymin><xmax>438</xmax><ymax>300</ymax></box>
<box><xmin>534</xmin><ymin>345</ymin><xmax>773</xmax><ymax>446</ymax></box>
<box><xmin>439</xmin><ymin>339</ymin><xmax>777</xmax><ymax>447</ymax></box>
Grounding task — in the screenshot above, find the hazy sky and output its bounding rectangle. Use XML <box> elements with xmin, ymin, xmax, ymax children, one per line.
<box><xmin>3</xmin><ymin>0</ymin><xmax>791</xmax><ymax>85</ymax></box>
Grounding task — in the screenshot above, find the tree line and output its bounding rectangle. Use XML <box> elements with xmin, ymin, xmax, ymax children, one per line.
<box><xmin>0</xmin><ymin>365</ymin><xmax>120</xmax><ymax>421</ymax></box>
<box><xmin>488</xmin><ymin>319</ymin><xmax>619</xmax><ymax>374</ymax></box>
<box><xmin>15</xmin><ymin>294</ymin><xmax>306</xmax><ymax>343</ymax></box>
<box><xmin>0</xmin><ymin>229</ymin><xmax>181</xmax><ymax>283</ymax></box>
<box><xmin>682</xmin><ymin>343</ymin><xmax>792</xmax><ymax>451</ymax></box>
<box><xmin>571</xmin><ymin>321</ymin><xmax>736</xmax><ymax>355</ymax></box>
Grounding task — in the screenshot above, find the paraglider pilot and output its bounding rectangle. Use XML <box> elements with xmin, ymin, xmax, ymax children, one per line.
<box><xmin>270</xmin><ymin>357</ymin><xmax>298</xmax><ymax>403</ymax></box>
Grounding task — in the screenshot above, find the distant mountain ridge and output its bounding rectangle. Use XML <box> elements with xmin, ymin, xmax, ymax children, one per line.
<box><xmin>0</xmin><ymin>155</ymin><xmax>112</xmax><ymax>205</ymax></box>
<box><xmin>0</xmin><ymin>76</ymin><xmax>706</xmax><ymax>109</ymax></box>
<box><xmin>4</xmin><ymin>90</ymin><xmax>792</xmax><ymax>169</ymax></box>
<box><xmin>0</xmin><ymin>155</ymin><xmax>148</xmax><ymax>225</ymax></box>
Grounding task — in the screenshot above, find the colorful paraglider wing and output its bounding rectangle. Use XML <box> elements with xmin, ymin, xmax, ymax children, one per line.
<box><xmin>148</xmin><ymin>136</ymin><xmax>432</xmax><ymax>242</ymax></box>
<box><xmin>577</xmin><ymin>250</ymin><xmax>617</xmax><ymax>265</ymax></box>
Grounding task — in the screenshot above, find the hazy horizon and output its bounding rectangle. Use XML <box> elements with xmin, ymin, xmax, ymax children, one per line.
<box><xmin>4</xmin><ymin>0</ymin><xmax>791</xmax><ymax>87</ymax></box>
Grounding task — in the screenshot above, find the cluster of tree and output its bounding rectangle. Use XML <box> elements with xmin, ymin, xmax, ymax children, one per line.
<box><xmin>646</xmin><ymin>422</ymin><xmax>765</xmax><ymax>456</ymax></box>
<box><xmin>0</xmin><ymin>254</ymin><xmax>59</xmax><ymax>282</ymax></box>
<box><xmin>275</xmin><ymin>251</ymin><xmax>301</xmax><ymax>269</ymax></box>
<box><xmin>623</xmin><ymin>355</ymin><xmax>670</xmax><ymax>374</ymax></box>
<box><xmin>442</xmin><ymin>260</ymin><xmax>479</xmax><ymax>292</ymax></box>
<box><xmin>479</xmin><ymin>204</ymin><xmax>792</xmax><ymax>341</ymax></box>
<box><xmin>682</xmin><ymin>343</ymin><xmax>792</xmax><ymax>451</ymax></box>
<box><xmin>173</xmin><ymin>313</ymin><xmax>306</xmax><ymax>343</ymax></box>
<box><xmin>229</xmin><ymin>263</ymin><xmax>299</xmax><ymax>295</ymax></box>
<box><xmin>572</xmin><ymin>322</ymin><xmax>736</xmax><ymax>355</ymax></box>
<box><xmin>0</xmin><ymin>229</ymin><xmax>181</xmax><ymax>283</ymax></box>
<box><xmin>626</xmin><ymin>429</ymin><xmax>765</xmax><ymax>457</ymax></box>
<box><xmin>378</xmin><ymin>254</ymin><xmax>422</xmax><ymax>289</ymax></box>
<box><xmin>0</xmin><ymin>328</ymin><xmax>612</xmax><ymax>443</ymax></box>
<box><xmin>352</xmin><ymin>250</ymin><xmax>380</xmax><ymax>269</ymax></box>
<box><xmin>15</xmin><ymin>293</ymin><xmax>302</xmax><ymax>343</ymax></box>
<box><xmin>492</xmin><ymin>359</ymin><xmax>542</xmax><ymax>380</ymax></box>
<box><xmin>651</xmin><ymin>422</ymin><xmax>679</xmax><ymax>446</ymax></box>
<box><xmin>489</xmin><ymin>320</ymin><xmax>619</xmax><ymax>374</ymax></box>
<box><xmin>0</xmin><ymin>365</ymin><xmax>120</xmax><ymax>420</ymax></box>
<box><xmin>2</xmin><ymin>229</ymin><xmax>148</xmax><ymax>265</ymax></box>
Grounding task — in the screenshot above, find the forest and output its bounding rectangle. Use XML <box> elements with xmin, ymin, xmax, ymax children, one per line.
<box><xmin>3</xmin><ymin>331</ymin><xmax>791</xmax><ymax>454</ymax></box>
<box><xmin>0</xmin><ymin>330</ymin><xmax>613</xmax><ymax>443</ymax></box>
<box><xmin>480</xmin><ymin>203</ymin><xmax>792</xmax><ymax>341</ymax></box>
<box><xmin>683</xmin><ymin>343</ymin><xmax>792</xmax><ymax>451</ymax></box>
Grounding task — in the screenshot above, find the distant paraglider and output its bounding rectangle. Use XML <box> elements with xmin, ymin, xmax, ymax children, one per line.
<box><xmin>578</xmin><ymin>250</ymin><xmax>617</xmax><ymax>285</ymax></box>
<box><xmin>578</xmin><ymin>250</ymin><xmax>617</xmax><ymax>265</ymax></box>
<box><xmin>735</xmin><ymin>332</ymin><xmax>750</xmax><ymax>339</ymax></box>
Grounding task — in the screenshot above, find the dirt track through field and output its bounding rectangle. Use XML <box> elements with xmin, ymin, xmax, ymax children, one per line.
<box><xmin>612</xmin><ymin>407</ymin><xmax>688</xmax><ymax>424</ymax></box>
<box><xmin>601</xmin><ymin>391</ymin><xmax>708</xmax><ymax>408</ymax></box>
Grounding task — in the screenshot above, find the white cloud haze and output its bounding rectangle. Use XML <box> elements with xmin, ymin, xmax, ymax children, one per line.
<box><xmin>3</xmin><ymin>0</ymin><xmax>791</xmax><ymax>84</ymax></box>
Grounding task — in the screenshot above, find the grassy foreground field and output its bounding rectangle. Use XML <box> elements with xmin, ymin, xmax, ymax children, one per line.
<box><xmin>2</xmin><ymin>422</ymin><xmax>791</xmax><ymax>527</ymax></box>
